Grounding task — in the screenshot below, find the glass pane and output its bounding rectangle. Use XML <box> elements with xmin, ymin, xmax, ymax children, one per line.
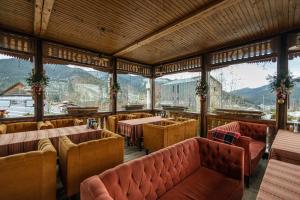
<box><xmin>208</xmin><ymin>62</ymin><xmax>277</xmax><ymax>120</ymax></box>
<box><xmin>288</xmin><ymin>57</ymin><xmax>300</xmax><ymax>122</ymax></box>
<box><xmin>44</xmin><ymin>64</ymin><xmax>111</xmax><ymax>115</ymax></box>
<box><xmin>155</xmin><ymin>72</ymin><xmax>201</xmax><ymax>112</ymax></box>
<box><xmin>117</xmin><ymin>74</ymin><xmax>151</xmax><ymax>111</ymax></box>
<box><xmin>0</xmin><ymin>54</ymin><xmax>34</xmax><ymax>118</ymax></box>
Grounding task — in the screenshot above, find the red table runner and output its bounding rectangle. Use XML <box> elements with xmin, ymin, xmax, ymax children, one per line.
<box><xmin>0</xmin><ymin>125</ymin><xmax>102</xmax><ymax>156</ymax></box>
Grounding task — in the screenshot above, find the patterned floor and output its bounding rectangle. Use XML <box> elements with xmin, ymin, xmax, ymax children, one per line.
<box><xmin>57</xmin><ymin>144</ymin><xmax>267</xmax><ymax>200</ymax></box>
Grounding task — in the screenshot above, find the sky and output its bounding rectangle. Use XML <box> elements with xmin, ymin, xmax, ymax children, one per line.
<box><xmin>1</xmin><ymin>54</ymin><xmax>300</xmax><ymax>92</ymax></box>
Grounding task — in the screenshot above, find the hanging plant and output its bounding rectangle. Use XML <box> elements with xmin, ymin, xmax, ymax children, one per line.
<box><xmin>26</xmin><ymin>69</ymin><xmax>49</xmax><ymax>96</ymax></box>
<box><xmin>267</xmin><ymin>72</ymin><xmax>294</xmax><ymax>104</ymax></box>
<box><xmin>111</xmin><ymin>82</ymin><xmax>121</xmax><ymax>96</ymax></box>
<box><xmin>195</xmin><ymin>79</ymin><xmax>208</xmax><ymax>100</ymax></box>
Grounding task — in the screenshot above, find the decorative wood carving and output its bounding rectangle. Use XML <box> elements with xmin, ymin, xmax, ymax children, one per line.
<box><xmin>154</xmin><ymin>56</ymin><xmax>201</xmax><ymax>77</ymax></box>
<box><xmin>116</xmin><ymin>59</ymin><xmax>152</xmax><ymax>77</ymax></box>
<box><xmin>43</xmin><ymin>42</ymin><xmax>111</xmax><ymax>70</ymax></box>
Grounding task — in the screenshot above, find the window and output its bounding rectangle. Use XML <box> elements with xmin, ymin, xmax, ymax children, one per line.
<box><xmin>44</xmin><ymin>64</ymin><xmax>111</xmax><ymax>115</ymax></box>
<box><xmin>288</xmin><ymin>56</ymin><xmax>300</xmax><ymax>122</ymax></box>
<box><xmin>117</xmin><ymin>74</ymin><xmax>151</xmax><ymax>111</ymax></box>
<box><xmin>155</xmin><ymin>72</ymin><xmax>200</xmax><ymax>112</ymax></box>
<box><xmin>208</xmin><ymin>62</ymin><xmax>277</xmax><ymax>119</ymax></box>
<box><xmin>0</xmin><ymin>54</ymin><xmax>34</xmax><ymax>118</ymax></box>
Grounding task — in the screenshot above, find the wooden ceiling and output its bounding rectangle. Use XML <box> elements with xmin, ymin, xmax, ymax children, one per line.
<box><xmin>0</xmin><ymin>0</ymin><xmax>300</xmax><ymax>65</ymax></box>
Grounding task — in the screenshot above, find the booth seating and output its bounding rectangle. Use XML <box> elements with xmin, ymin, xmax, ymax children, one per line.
<box><xmin>143</xmin><ymin>120</ymin><xmax>185</xmax><ymax>153</ymax></box>
<box><xmin>58</xmin><ymin>129</ymin><xmax>124</xmax><ymax>197</ymax></box>
<box><xmin>48</xmin><ymin>118</ymin><xmax>84</xmax><ymax>128</ymax></box>
<box><xmin>0</xmin><ymin>121</ymin><xmax>53</xmax><ymax>134</ymax></box>
<box><xmin>130</xmin><ymin>112</ymin><xmax>153</xmax><ymax>119</ymax></box>
<box><xmin>81</xmin><ymin>137</ymin><xmax>244</xmax><ymax>200</ymax></box>
<box><xmin>0</xmin><ymin>139</ymin><xmax>57</xmax><ymax>200</ymax></box>
<box><xmin>207</xmin><ymin>121</ymin><xmax>267</xmax><ymax>186</ymax></box>
<box><xmin>172</xmin><ymin>117</ymin><xmax>198</xmax><ymax>139</ymax></box>
<box><xmin>106</xmin><ymin>114</ymin><xmax>135</xmax><ymax>133</ymax></box>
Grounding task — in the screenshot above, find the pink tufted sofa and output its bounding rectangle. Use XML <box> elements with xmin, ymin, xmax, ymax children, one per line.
<box><xmin>207</xmin><ymin>121</ymin><xmax>267</xmax><ymax>187</ymax></box>
<box><xmin>81</xmin><ymin>137</ymin><xmax>244</xmax><ymax>200</ymax></box>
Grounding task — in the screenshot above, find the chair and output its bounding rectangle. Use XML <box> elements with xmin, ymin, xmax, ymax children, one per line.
<box><xmin>48</xmin><ymin>118</ymin><xmax>84</xmax><ymax>128</ymax></box>
<box><xmin>207</xmin><ymin>121</ymin><xmax>267</xmax><ymax>187</ymax></box>
<box><xmin>106</xmin><ymin>114</ymin><xmax>134</xmax><ymax>133</ymax></box>
<box><xmin>0</xmin><ymin>138</ymin><xmax>57</xmax><ymax>200</ymax></box>
<box><xmin>130</xmin><ymin>112</ymin><xmax>153</xmax><ymax>119</ymax></box>
<box><xmin>172</xmin><ymin>117</ymin><xmax>198</xmax><ymax>139</ymax></box>
<box><xmin>58</xmin><ymin>129</ymin><xmax>124</xmax><ymax>197</ymax></box>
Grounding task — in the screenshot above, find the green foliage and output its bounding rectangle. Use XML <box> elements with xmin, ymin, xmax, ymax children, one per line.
<box><xmin>26</xmin><ymin>70</ymin><xmax>49</xmax><ymax>88</ymax></box>
<box><xmin>195</xmin><ymin>79</ymin><xmax>208</xmax><ymax>97</ymax></box>
<box><xmin>267</xmin><ymin>72</ymin><xmax>294</xmax><ymax>93</ymax></box>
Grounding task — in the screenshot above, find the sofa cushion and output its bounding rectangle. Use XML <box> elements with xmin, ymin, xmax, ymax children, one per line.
<box><xmin>159</xmin><ymin>167</ymin><xmax>243</xmax><ymax>200</ymax></box>
<box><xmin>250</xmin><ymin>140</ymin><xmax>265</xmax><ymax>172</ymax></box>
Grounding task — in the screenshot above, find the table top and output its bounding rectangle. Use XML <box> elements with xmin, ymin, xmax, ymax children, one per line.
<box><xmin>257</xmin><ymin>159</ymin><xmax>300</xmax><ymax>200</ymax></box>
<box><xmin>271</xmin><ymin>129</ymin><xmax>300</xmax><ymax>154</ymax></box>
<box><xmin>0</xmin><ymin>125</ymin><xmax>101</xmax><ymax>145</ymax></box>
<box><xmin>118</xmin><ymin>116</ymin><xmax>163</xmax><ymax>126</ymax></box>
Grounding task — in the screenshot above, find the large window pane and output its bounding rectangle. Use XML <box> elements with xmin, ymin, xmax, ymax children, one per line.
<box><xmin>0</xmin><ymin>54</ymin><xmax>34</xmax><ymax>118</ymax></box>
<box><xmin>155</xmin><ymin>72</ymin><xmax>201</xmax><ymax>112</ymax></box>
<box><xmin>44</xmin><ymin>64</ymin><xmax>110</xmax><ymax>115</ymax></box>
<box><xmin>288</xmin><ymin>57</ymin><xmax>300</xmax><ymax>122</ymax></box>
<box><xmin>117</xmin><ymin>74</ymin><xmax>151</xmax><ymax>111</ymax></box>
<box><xmin>208</xmin><ymin>62</ymin><xmax>277</xmax><ymax>119</ymax></box>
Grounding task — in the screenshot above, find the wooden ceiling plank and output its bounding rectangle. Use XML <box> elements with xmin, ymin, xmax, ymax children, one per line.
<box><xmin>114</xmin><ymin>0</ymin><xmax>241</xmax><ymax>56</ymax></box>
<box><xmin>33</xmin><ymin>0</ymin><xmax>42</xmax><ymax>34</ymax></box>
<box><xmin>238</xmin><ymin>2</ymin><xmax>257</xmax><ymax>38</ymax></box>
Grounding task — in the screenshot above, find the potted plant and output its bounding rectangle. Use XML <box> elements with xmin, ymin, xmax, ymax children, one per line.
<box><xmin>195</xmin><ymin>79</ymin><xmax>208</xmax><ymax>100</ymax></box>
<box><xmin>111</xmin><ymin>82</ymin><xmax>121</xmax><ymax>96</ymax></box>
<box><xmin>267</xmin><ymin>72</ymin><xmax>294</xmax><ymax>104</ymax></box>
<box><xmin>26</xmin><ymin>69</ymin><xmax>49</xmax><ymax>96</ymax></box>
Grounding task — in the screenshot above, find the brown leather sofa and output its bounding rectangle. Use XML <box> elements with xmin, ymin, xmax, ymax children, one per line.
<box><xmin>0</xmin><ymin>138</ymin><xmax>57</xmax><ymax>200</ymax></box>
<box><xmin>81</xmin><ymin>137</ymin><xmax>244</xmax><ymax>200</ymax></box>
<box><xmin>143</xmin><ymin>120</ymin><xmax>185</xmax><ymax>153</ymax></box>
<box><xmin>106</xmin><ymin>114</ymin><xmax>135</xmax><ymax>133</ymax></box>
<box><xmin>0</xmin><ymin>121</ymin><xmax>53</xmax><ymax>134</ymax></box>
<box><xmin>207</xmin><ymin>121</ymin><xmax>267</xmax><ymax>187</ymax></box>
<box><xmin>58</xmin><ymin>129</ymin><xmax>124</xmax><ymax>197</ymax></box>
<box><xmin>49</xmin><ymin>118</ymin><xmax>84</xmax><ymax>128</ymax></box>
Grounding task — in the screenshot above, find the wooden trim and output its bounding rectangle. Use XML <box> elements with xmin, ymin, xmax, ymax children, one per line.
<box><xmin>34</xmin><ymin>0</ymin><xmax>56</xmax><ymax>35</ymax></box>
<box><xmin>200</xmin><ymin>54</ymin><xmax>208</xmax><ymax>137</ymax></box>
<box><xmin>111</xmin><ymin>57</ymin><xmax>117</xmax><ymax>114</ymax></box>
<box><xmin>34</xmin><ymin>39</ymin><xmax>44</xmax><ymax>121</ymax></box>
<box><xmin>276</xmin><ymin>34</ymin><xmax>288</xmax><ymax>130</ymax></box>
<box><xmin>114</xmin><ymin>0</ymin><xmax>240</xmax><ymax>56</ymax></box>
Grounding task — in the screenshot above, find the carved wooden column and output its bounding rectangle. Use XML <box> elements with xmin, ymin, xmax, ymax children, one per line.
<box><xmin>276</xmin><ymin>34</ymin><xmax>288</xmax><ymax>130</ymax></box>
<box><xmin>200</xmin><ymin>54</ymin><xmax>209</xmax><ymax>137</ymax></box>
<box><xmin>34</xmin><ymin>39</ymin><xmax>44</xmax><ymax>121</ymax></box>
<box><xmin>111</xmin><ymin>57</ymin><xmax>117</xmax><ymax>114</ymax></box>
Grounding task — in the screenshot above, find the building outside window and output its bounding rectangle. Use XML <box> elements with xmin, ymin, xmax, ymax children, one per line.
<box><xmin>0</xmin><ymin>54</ymin><xmax>34</xmax><ymax>118</ymax></box>
<box><xmin>208</xmin><ymin>61</ymin><xmax>277</xmax><ymax>120</ymax></box>
<box><xmin>155</xmin><ymin>72</ymin><xmax>202</xmax><ymax>113</ymax></box>
<box><xmin>44</xmin><ymin>64</ymin><xmax>111</xmax><ymax>115</ymax></box>
<box><xmin>287</xmin><ymin>56</ymin><xmax>300</xmax><ymax>122</ymax></box>
<box><xmin>117</xmin><ymin>74</ymin><xmax>151</xmax><ymax>111</ymax></box>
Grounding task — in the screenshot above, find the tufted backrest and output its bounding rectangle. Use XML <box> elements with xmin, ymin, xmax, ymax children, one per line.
<box><xmin>50</xmin><ymin>119</ymin><xmax>75</xmax><ymax>128</ymax></box>
<box><xmin>215</xmin><ymin>121</ymin><xmax>240</xmax><ymax>133</ymax></box>
<box><xmin>239</xmin><ymin>121</ymin><xmax>267</xmax><ymax>142</ymax></box>
<box><xmin>6</xmin><ymin>122</ymin><xmax>38</xmax><ymax>133</ymax></box>
<box><xmin>98</xmin><ymin>138</ymin><xmax>200</xmax><ymax>200</ymax></box>
<box><xmin>198</xmin><ymin>137</ymin><xmax>244</xmax><ymax>181</ymax></box>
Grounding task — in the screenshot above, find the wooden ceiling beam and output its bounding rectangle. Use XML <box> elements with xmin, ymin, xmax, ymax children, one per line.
<box><xmin>34</xmin><ymin>0</ymin><xmax>55</xmax><ymax>35</ymax></box>
<box><xmin>114</xmin><ymin>0</ymin><xmax>240</xmax><ymax>57</ymax></box>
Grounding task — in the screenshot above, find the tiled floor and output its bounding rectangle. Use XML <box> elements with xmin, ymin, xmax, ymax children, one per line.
<box><xmin>57</xmin><ymin>144</ymin><xmax>267</xmax><ymax>200</ymax></box>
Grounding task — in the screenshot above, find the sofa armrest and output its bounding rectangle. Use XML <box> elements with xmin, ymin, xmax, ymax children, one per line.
<box><xmin>198</xmin><ymin>138</ymin><xmax>244</xmax><ymax>183</ymax></box>
<box><xmin>81</xmin><ymin>176</ymin><xmax>113</xmax><ymax>200</ymax></box>
<box><xmin>74</xmin><ymin>118</ymin><xmax>84</xmax><ymax>126</ymax></box>
<box><xmin>107</xmin><ymin>116</ymin><xmax>117</xmax><ymax>132</ymax></box>
<box><xmin>239</xmin><ymin>122</ymin><xmax>267</xmax><ymax>142</ymax></box>
<box><xmin>0</xmin><ymin>124</ymin><xmax>7</xmax><ymax>134</ymax></box>
<box><xmin>59</xmin><ymin>136</ymin><xmax>80</xmax><ymax>197</ymax></box>
<box><xmin>143</xmin><ymin>124</ymin><xmax>166</xmax><ymax>152</ymax></box>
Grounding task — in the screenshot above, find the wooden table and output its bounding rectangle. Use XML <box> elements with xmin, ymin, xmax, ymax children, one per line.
<box><xmin>257</xmin><ymin>159</ymin><xmax>300</xmax><ymax>200</ymax></box>
<box><xmin>118</xmin><ymin>116</ymin><xmax>164</xmax><ymax>149</ymax></box>
<box><xmin>270</xmin><ymin>129</ymin><xmax>300</xmax><ymax>165</ymax></box>
<box><xmin>0</xmin><ymin>125</ymin><xmax>102</xmax><ymax>156</ymax></box>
